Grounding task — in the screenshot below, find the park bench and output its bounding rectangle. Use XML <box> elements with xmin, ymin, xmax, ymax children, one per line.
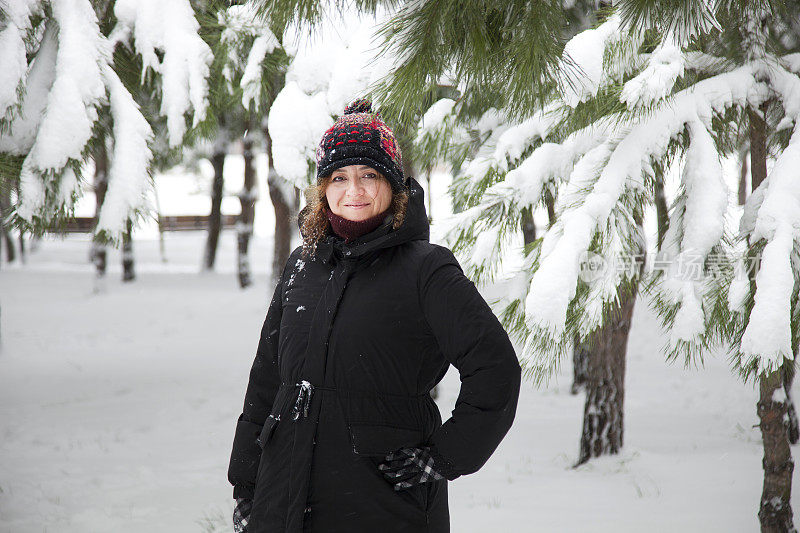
<box><xmin>55</xmin><ymin>214</ymin><xmax>239</xmax><ymax>233</ymax></box>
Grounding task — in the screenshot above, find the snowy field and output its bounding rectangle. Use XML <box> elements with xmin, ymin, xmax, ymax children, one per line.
<box><xmin>0</xmin><ymin>229</ymin><xmax>795</xmax><ymax>533</ymax></box>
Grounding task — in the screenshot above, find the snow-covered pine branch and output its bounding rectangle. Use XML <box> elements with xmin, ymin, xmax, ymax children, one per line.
<box><xmin>1</xmin><ymin>0</ymin><xmax>212</xmax><ymax>240</ymax></box>
<box><xmin>95</xmin><ymin>66</ymin><xmax>154</xmax><ymax>238</ymax></box>
<box><xmin>732</xmin><ymin>62</ymin><xmax>800</xmax><ymax>376</ymax></box>
<box><xmin>432</xmin><ymin>45</ymin><xmax>791</xmax><ymax>381</ymax></box>
<box><xmin>4</xmin><ymin>0</ymin><xmax>108</xmax><ymax>224</ymax></box>
<box><xmin>522</xmin><ymin>64</ymin><xmax>759</xmax><ymax>366</ymax></box>
<box><xmin>441</xmin><ymin>4</ymin><xmax>800</xmax><ymax>384</ymax></box>
<box><xmin>0</xmin><ymin>0</ymin><xmax>39</xmax><ymax>123</ymax></box>
<box><xmin>217</xmin><ymin>3</ymin><xmax>281</xmax><ymax>112</ymax></box>
<box><xmin>112</xmin><ymin>0</ymin><xmax>212</xmax><ymax>147</ymax></box>
<box><xmin>412</xmin><ymin>98</ymin><xmax>471</xmax><ymax>178</ymax></box>
<box><xmin>434</xmin><ymin>111</ymin><xmax>611</xmax><ymax>288</ymax></box>
<box><xmin>621</xmin><ymin>42</ymin><xmax>685</xmax><ymax>109</ymax></box>
<box><xmin>559</xmin><ymin>13</ymin><xmax>624</xmax><ymax>108</ymax></box>
<box><xmin>267</xmin><ymin>10</ymin><xmax>397</xmax><ymax>189</ymax></box>
<box><xmin>646</xmin><ymin>119</ymin><xmax>729</xmax><ymax>362</ymax></box>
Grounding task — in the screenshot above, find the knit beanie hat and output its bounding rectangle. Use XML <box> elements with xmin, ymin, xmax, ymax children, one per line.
<box><xmin>315</xmin><ymin>99</ymin><xmax>406</xmax><ymax>192</ymax></box>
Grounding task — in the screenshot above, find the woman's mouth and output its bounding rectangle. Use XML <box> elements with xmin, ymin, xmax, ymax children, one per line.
<box><xmin>345</xmin><ymin>203</ymin><xmax>369</xmax><ymax>209</ymax></box>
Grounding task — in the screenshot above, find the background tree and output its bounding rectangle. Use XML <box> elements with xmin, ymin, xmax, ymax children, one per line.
<box><xmin>196</xmin><ymin>1</ymin><xmax>291</xmax><ymax>285</ymax></box>
<box><xmin>395</xmin><ymin>2</ymin><xmax>800</xmax><ymax>531</ymax></box>
<box><xmin>87</xmin><ymin>2</ymin><xmax>186</xmax><ymax>283</ymax></box>
<box><xmin>0</xmin><ymin>0</ymin><xmax>212</xmax><ymax>247</ymax></box>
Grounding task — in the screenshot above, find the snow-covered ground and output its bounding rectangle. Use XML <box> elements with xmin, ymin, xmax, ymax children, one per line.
<box><xmin>0</xmin><ymin>227</ymin><xmax>793</xmax><ymax>533</ymax></box>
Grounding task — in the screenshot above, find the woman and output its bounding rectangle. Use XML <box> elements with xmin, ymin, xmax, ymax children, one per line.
<box><xmin>228</xmin><ymin>99</ymin><xmax>521</xmax><ymax>533</ymax></box>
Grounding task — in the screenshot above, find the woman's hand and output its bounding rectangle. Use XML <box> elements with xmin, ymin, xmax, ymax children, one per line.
<box><xmin>233</xmin><ymin>497</ymin><xmax>252</xmax><ymax>533</ymax></box>
<box><xmin>377</xmin><ymin>446</ymin><xmax>445</xmax><ymax>490</ymax></box>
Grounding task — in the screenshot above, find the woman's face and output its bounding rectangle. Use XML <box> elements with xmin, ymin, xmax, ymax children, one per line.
<box><xmin>325</xmin><ymin>165</ymin><xmax>393</xmax><ymax>222</ymax></box>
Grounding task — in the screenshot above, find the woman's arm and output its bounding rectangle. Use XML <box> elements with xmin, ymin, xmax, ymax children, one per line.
<box><xmin>417</xmin><ymin>245</ymin><xmax>522</xmax><ymax>480</ymax></box>
<box><xmin>227</xmin><ymin>264</ymin><xmax>287</xmax><ymax>499</ymax></box>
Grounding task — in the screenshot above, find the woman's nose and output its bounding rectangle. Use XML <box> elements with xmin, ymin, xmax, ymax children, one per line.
<box><xmin>346</xmin><ymin>178</ymin><xmax>364</xmax><ymax>195</ymax></box>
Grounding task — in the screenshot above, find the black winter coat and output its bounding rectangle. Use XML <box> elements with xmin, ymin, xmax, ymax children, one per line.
<box><xmin>228</xmin><ymin>177</ymin><xmax>522</xmax><ymax>532</ymax></box>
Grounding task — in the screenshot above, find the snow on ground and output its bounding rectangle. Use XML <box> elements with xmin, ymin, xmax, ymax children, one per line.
<box><xmin>0</xmin><ymin>229</ymin><xmax>793</xmax><ymax>533</ymax></box>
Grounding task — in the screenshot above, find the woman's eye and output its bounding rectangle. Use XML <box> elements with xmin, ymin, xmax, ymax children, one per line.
<box><xmin>332</xmin><ymin>175</ymin><xmax>345</xmax><ymax>182</ymax></box>
<box><xmin>363</xmin><ymin>173</ymin><xmax>377</xmax><ymax>179</ymax></box>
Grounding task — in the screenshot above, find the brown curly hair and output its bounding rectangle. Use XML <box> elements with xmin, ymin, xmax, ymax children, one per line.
<box><xmin>300</xmin><ymin>172</ymin><xmax>409</xmax><ymax>257</ymax></box>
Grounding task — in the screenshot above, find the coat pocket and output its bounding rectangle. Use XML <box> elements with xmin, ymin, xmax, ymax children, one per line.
<box><xmin>348</xmin><ymin>423</ymin><xmax>424</xmax><ymax>457</ymax></box>
<box><xmin>256</xmin><ymin>415</ymin><xmax>279</xmax><ymax>450</ymax></box>
<box><xmin>348</xmin><ymin>423</ymin><xmax>430</xmax><ymax>513</ymax></box>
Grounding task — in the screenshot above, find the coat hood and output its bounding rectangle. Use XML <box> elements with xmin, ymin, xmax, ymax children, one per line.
<box><xmin>301</xmin><ymin>177</ymin><xmax>430</xmax><ymax>263</ymax></box>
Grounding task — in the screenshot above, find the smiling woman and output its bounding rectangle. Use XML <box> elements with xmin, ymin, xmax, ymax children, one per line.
<box><xmin>298</xmin><ymin>162</ymin><xmax>409</xmax><ymax>252</ymax></box>
<box><xmin>228</xmin><ymin>99</ymin><xmax>521</xmax><ymax>533</ymax></box>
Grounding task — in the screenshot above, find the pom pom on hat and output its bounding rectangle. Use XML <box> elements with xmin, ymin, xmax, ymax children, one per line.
<box><xmin>343</xmin><ymin>98</ymin><xmax>373</xmax><ymax>115</ymax></box>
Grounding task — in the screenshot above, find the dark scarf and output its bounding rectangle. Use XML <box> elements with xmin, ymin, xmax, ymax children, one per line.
<box><xmin>326</xmin><ymin>208</ymin><xmax>391</xmax><ymax>244</ymax></box>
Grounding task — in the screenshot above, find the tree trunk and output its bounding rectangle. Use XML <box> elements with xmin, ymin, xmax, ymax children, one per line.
<box><xmin>399</xmin><ymin>136</ymin><xmax>415</xmax><ymax>187</ymax></box>
<box><xmin>544</xmin><ymin>188</ymin><xmax>556</xmax><ymax>227</ymax></box>
<box><xmin>264</xmin><ymin>128</ymin><xmax>293</xmax><ymax>287</ymax></box>
<box><xmin>152</xmin><ymin>181</ymin><xmax>167</xmax><ymax>263</ymax></box>
<box><xmin>18</xmin><ymin>229</ymin><xmax>25</xmax><ymax>264</ymax></box>
<box><xmin>783</xmin><ymin>366</ymin><xmax>799</xmax><ymax>445</ymax></box>
<box><xmin>749</xmin><ymin>102</ymin><xmax>796</xmax><ymax>532</ymax></box>
<box><xmin>739</xmin><ymin>146</ymin><xmax>750</xmax><ymax>206</ymax></box>
<box><xmin>237</xmin><ymin>126</ymin><xmax>256</xmax><ymax>289</ymax></box>
<box><xmin>654</xmin><ymin>175</ymin><xmax>669</xmax><ymax>248</ymax></box>
<box><xmin>204</xmin><ymin>131</ymin><xmax>227</xmax><ymax>271</ymax></box>
<box><xmin>0</xmin><ymin>181</ymin><xmax>15</xmax><ymax>264</ymax></box>
<box><xmin>425</xmin><ymin>171</ymin><xmax>433</xmax><ymax>223</ymax></box>
<box><xmin>91</xmin><ymin>137</ymin><xmax>109</xmax><ymax>277</ymax></box>
<box><xmin>521</xmin><ymin>207</ymin><xmax>536</xmax><ymax>246</ymax></box>
<box><xmin>571</xmin><ymin>334</ymin><xmax>590</xmax><ymax>395</ymax></box>
<box><xmin>575</xmin><ymin>285</ymin><xmax>636</xmax><ymax>466</ymax></box>
<box><xmin>758</xmin><ymin>370</ymin><xmax>796</xmax><ymax>532</ymax></box>
<box><xmin>121</xmin><ymin>217</ymin><xmax>135</xmax><ymax>282</ymax></box>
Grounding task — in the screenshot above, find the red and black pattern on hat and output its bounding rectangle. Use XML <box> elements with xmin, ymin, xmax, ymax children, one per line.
<box><xmin>316</xmin><ymin>99</ymin><xmax>405</xmax><ymax>191</ymax></box>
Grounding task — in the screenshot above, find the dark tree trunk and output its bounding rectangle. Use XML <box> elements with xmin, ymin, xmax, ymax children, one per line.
<box><xmin>521</xmin><ymin>207</ymin><xmax>536</xmax><ymax>246</ymax></box>
<box><xmin>654</xmin><ymin>176</ymin><xmax>669</xmax><ymax>248</ymax></box>
<box><xmin>18</xmin><ymin>229</ymin><xmax>25</xmax><ymax>264</ymax></box>
<box><xmin>264</xmin><ymin>128</ymin><xmax>294</xmax><ymax>287</ymax></box>
<box><xmin>0</xmin><ymin>181</ymin><xmax>15</xmax><ymax>264</ymax></box>
<box><xmin>739</xmin><ymin>146</ymin><xmax>750</xmax><ymax>206</ymax></box>
<box><xmin>237</xmin><ymin>126</ymin><xmax>256</xmax><ymax>289</ymax></box>
<box><xmin>204</xmin><ymin>131</ymin><xmax>227</xmax><ymax>271</ymax></box>
<box><xmin>575</xmin><ymin>285</ymin><xmax>636</xmax><ymax>466</ymax></box>
<box><xmin>121</xmin><ymin>217</ymin><xmax>135</xmax><ymax>282</ymax></box>
<box><xmin>91</xmin><ymin>137</ymin><xmax>109</xmax><ymax>277</ymax></box>
<box><xmin>749</xmin><ymin>102</ymin><xmax>795</xmax><ymax>532</ymax></box>
<box><xmin>783</xmin><ymin>366</ymin><xmax>799</xmax><ymax>445</ymax></box>
<box><xmin>758</xmin><ymin>370</ymin><xmax>796</xmax><ymax>532</ymax></box>
<box><xmin>749</xmin><ymin>105</ymin><xmax>768</xmax><ymax>191</ymax></box>
<box><xmin>571</xmin><ymin>334</ymin><xmax>590</xmax><ymax>395</ymax></box>
<box><xmin>544</xmin><ymin>188</ymin><xmax>556</xmax><ymax>227</ymax></box>
<box><xmin>425</xmin><ymin>171</ymin><xmax>433</xmax><ymax>223</ymax></box>
<box><xmin>152</xmin><ymin>182</ymin><xmax>167</xmax><ymax>264</ymax></box>
<box><xmin>399</xmin><ymin>136</ymin><xmax>415</xmax><ymax>187</ymax></box>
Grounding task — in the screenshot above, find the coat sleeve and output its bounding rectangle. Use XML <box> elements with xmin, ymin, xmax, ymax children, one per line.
<box><xmin>227</xmin><ymin>260</ymin><xmax>288</xmax><ymax>499</ymax></box>
<box><xmin>418</xmin><ymin>245</ymin><xmax>522</xmax><ymax>480</ymax></box>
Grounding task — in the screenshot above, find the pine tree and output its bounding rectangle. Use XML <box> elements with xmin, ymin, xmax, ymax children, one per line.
<box><xmin>395</xmin><ymin>1</ymin><xmax>800</xmax><ymax>530</ymax></box>
<box><xmin>0</xmin><ymin>0</ymin><xmax>212</xmax><ymax>243</ymax></box>
<box><xmin>193</xmin><ymin>0</ymin><xmax>291</xmax><ymax>285</ymax></box>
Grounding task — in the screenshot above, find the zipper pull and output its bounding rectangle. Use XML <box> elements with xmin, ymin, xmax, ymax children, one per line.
<box><xmin>292</xmin><ymin>380</ymin><xmax>314</xmax><ymax>421</ymax></box>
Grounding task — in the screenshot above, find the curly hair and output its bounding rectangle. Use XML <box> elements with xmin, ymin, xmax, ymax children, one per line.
<box><xmin>299</xmin><ymin>173</ymin><xmax>409</xmax><ymax>257</ymax></box>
